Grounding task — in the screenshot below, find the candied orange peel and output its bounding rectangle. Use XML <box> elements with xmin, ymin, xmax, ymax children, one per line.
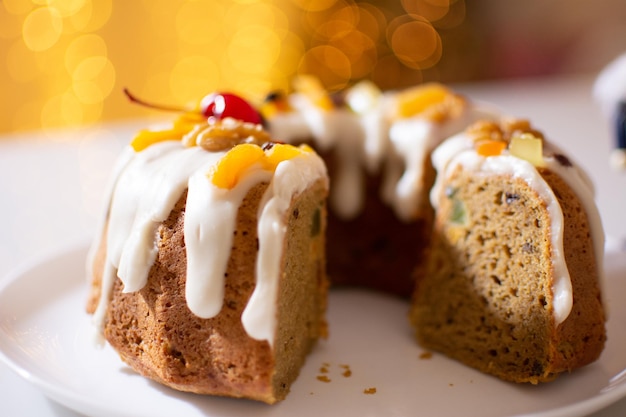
<box><xmin>131</xmin><ymin>112</ymin><xmax>206</xmax><ymax>151</ymax></box>
<box><xmin>210</xmin><ymin>143</ymin><xmax>314</xmax><ymax>189</ymax></box>
<box><xmin>476</xmin><ymin>139</ymin><xmax>507</xmax><ymax>157</ymax></box>
<box><xmin>394</xmin><ymin>83</ymin><xmax>465</xmax><ymax>122</ymax></box>
<box><xmin>466</xmin><ymin>119</ymin><xmax>546</xmax><ymax>165</ymax></box>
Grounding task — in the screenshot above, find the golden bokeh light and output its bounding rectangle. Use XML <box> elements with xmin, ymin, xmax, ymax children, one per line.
<box><xmin>72</xmin><ymin>56</ymin><xmax>116</xmax><ymax>104</ymax></box>
<box><xmin>389</xmin><ymin>16</ymin><xmax>442</xmax><ymax>70</ymax></box>
<box><xmin>170</xmin><ymin>56</ymin><xmax>221</xmax><ymax>104</ymax></box>
<box><xmin>0</xmin><ymin>0</ymin><xmax>468</xmax><ymax>133</ymax></box>
<box><xmin>22</xmin><ymin>7</ymin><xmax>63</xmax><ymax>51</ymax></box>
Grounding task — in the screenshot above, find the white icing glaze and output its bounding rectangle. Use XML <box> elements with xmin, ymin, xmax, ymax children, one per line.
<box><xmin>268</xmin><ymin>91</ymin><xmax>496</xmax><ymax>222</ymax></box>
<box><xmin>270</xmin><ymin>94</ymin><xmax>368</xmax><ymax>219</ymax></box>
<box><xmin>430</xmin><ymin>133</ymin><xmax>605</xmax><ymax>324</ymax></box>
<box><xmin>242</xmin><ymin>156</ymin><xmax>327</xmax><ymax>343</ymax></box>
<box><xmin>91</xmin><ymin>140</ymin><xmax>327</xmax><ymax>348</ymax></box>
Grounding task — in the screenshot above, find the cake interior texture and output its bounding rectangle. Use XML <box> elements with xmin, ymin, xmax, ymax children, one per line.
<box><xmin>410</xmin><ymin>165</ymin><xmax>606</xmax><ymax>383</ymax></box>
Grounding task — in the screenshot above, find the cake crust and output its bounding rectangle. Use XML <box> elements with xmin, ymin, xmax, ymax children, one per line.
<box><xmin>88</xmin><ymin>179</ymin><xmax>328</xmax><ymax>403</ymax></box>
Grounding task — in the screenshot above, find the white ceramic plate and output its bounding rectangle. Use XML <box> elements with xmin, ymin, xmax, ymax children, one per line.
<box><xmin>0</xmin><ymin>244</ymin><xmax>625</xmax><ymax>417</ymax></box>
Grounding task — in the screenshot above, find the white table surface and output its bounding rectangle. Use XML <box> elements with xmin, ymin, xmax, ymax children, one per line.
<box><xmin>0</xmin><ymin>74</ymin><xmax>625</xmax><ymax>416</ymax></box>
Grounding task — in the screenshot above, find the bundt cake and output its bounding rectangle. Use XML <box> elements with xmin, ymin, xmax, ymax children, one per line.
<box><xmin>263</xmin><ymin>78</ymin><xmax>496</xmax><ymax>296</ymax></box>
<box><xmin>86</xmin><ymin>81</ymin><xmax>607</xmax><ymax>404</ymax></box>
<box><xmin>86</xmin><ymin>106</ymin><xmax>329</xmax><ymax>403</ymax></box>
<box><xmin>410</xmin><ymin>119</ymin><xmax>606</xmax><ymax>383</ymax></box>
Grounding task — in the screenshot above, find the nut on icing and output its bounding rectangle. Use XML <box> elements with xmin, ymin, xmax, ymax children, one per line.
<box><xmin>465</xmin><ymin>119</ymin><xmax>546</xmax><ymax>166</ymax></box>
<box><xmin>186</xmin><ymin>117</ymin><xmax>271</xmax><ymax>151</ymax></box>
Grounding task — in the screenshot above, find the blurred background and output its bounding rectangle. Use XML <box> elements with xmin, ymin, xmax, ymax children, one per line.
<box><xmin>1</xmin><ymin>0</ymin><xmax>626</xmax><ymax>134</ymax></box>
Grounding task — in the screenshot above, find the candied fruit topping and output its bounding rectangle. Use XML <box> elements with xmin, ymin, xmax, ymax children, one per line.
<box><xmin>131</xmin><ymin>112</ymin><xmax>206</xmax><ymax>151</ymax></box>
<box><xmin>210</xmin><ymin>143</ymin><xmax>266</xmax><ymax>189</ymax></box>
<box><xmin>260</xmin><ymin>91</ymin><xmax>293</xmax><ymax>119</ymax></box>
<box><xmin>200</xmin><ymin>92</ymin><xmax>264</xmax><ymax>125</ymax></box>
<box><xmin>264</xmin><ymin>142</ymin><xmax>312</xmax><ymax>170</ymax></box>
<box><xmin>476</xmin><ymin>139</ymin><xmax>507</xmax><ymax>157</ymax></box>
<box><xmin>293</xmin><ymin>75</ymin><xmax>334</xmax><ymax>111</ymax></box>
<box><xmin>209</xmin><ymin>142</ymin><xmax>313</xmax><ymax>189</ymax></box>
<box><xmin>394</xmin><ymin>83</ymin><xmax>465</xmax><ymax>122</ymax></box>
<box><xmin>466</xmin><ymin>119</ymin><xmax>548</xmax><ymax>166</ymax></box>
<box><xmin>183</xmin><ymin>117</ymin><xmax>270</xmax><ymax>151</ymax></box>
<box><xmin>345</xmin><ymin>80</ymin><xmax>381</xmax><ymax>114</ymax></box>
<box><xmin>509</xmin><ymin>133</ymin><xmax>546</xmax><ymax>167</ymax></box>
<box><xmin>126</xmin><ymin>89</ymin><xmax>265</xmax><ymax>152</ymax></box>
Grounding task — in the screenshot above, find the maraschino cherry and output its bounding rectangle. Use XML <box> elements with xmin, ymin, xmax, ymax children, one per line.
<box><xmin>200</xmin><ymin>92</ymin><xmax>263</xmax><ymax>125</ymax></box>
<box><xmin>123</xmin><ymin>89</ymin><xmax>263</xmax><ymax>125</ymax></box>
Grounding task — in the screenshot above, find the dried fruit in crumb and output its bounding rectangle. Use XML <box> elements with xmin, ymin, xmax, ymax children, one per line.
<box><xmin>450</xmin><ymin>198</ymin><xmax>467</xmax><ymax>225</ymax></box>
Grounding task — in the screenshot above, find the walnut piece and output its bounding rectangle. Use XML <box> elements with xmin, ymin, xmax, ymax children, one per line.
<box><xmin>183</xmin><ymin>117</ymin><xmax>271</xmax><ymax>152</ymax></box>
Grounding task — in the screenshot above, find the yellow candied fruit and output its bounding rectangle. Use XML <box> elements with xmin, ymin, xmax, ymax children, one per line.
<box><xmin>509</xmin><ymin>133</ymin><xmax>545</xmax><ymax>167</ymax></box>
<box><xmin>210</xmin><ymin>143</ymin><xmax>266</xmax><ymax>189</ymax></box>
<box><xmin>265</xmin><ymin>143</ymin><xmax>311</xmax><ymax>170</ymax></box>
<box><xmin>476</xmin><ymin>139</ymin><xmax>507</xmax><ymax>157</ymax></box>
<box><xmin>395</xmin><ymin>83</ymin><xmax>451</xmax><ymax>119</ymax></box>
<box><xmin>131</xmin><ymin>112</ymin><xmax>206</xmax><ymax>152</ymax></box>
<box><xmin>260</xmin><ymin>91</ymin><xmax>293</xmax><ymax>119</ymax></box>
<box><xmin>210</xmin><ymin>143</ymin><xmax>313</xmax><ymax>189</ymax></box>
<box><xmin>293</xmin><ymin>75</ymin><xmax>334</xmax><ymax>111</ymax></box>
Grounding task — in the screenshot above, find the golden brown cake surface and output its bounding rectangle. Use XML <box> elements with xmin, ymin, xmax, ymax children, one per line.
<box><xmin>88</xmin><ymin>170</ymin><xmax>328</xmax><ymax>403</ymax></box>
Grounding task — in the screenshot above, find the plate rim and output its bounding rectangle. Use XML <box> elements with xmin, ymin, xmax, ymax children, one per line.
<box><xmin>1</xmin><ymin>243</ymin><xmax>626</xmax><ymax>417</ymax></box>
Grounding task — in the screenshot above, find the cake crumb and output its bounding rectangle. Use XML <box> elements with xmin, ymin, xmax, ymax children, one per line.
<box><xmin>317</xmin><ymin>375</ymin><xmax>331</xmax><ymax>383</ymax></box>
<box><xmin>363</xmin><ymin>387</ymin><xmax>377</xmax><ymax>394</ymax></box>
<box><xmin>319</xmin><ymin>365</ymin><xmax>329</xmax><ymax>374</ymax></box>
<box><xmin>340</xmin><ymin>364</ymin><xmax>352</xmax><ymax>377</ymax></box>
<box><xmin>419</xmin><ymin>351</ymin><xmax>433</xmax><ymax>360</ymax></box>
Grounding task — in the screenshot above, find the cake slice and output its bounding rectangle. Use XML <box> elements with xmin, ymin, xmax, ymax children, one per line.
<box><xmin>410</xmin><ymin>119</ymin><xmax>606</xmax><ymax>383</ymax></box>
<box><xmin>86</xmin><ymin>104</ymin><xmax>329</xmax><ymax>403</ymax></box>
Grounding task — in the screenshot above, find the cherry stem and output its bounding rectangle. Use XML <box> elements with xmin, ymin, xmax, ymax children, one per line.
<box><xmin>123</xmin><ymin>88</ymin><xmax>191</xmax><ymax>113</ymax></box>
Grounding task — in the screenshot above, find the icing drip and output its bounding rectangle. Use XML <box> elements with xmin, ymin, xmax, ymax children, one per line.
<box><xmin>242</xmin><ymin>157</ymin><xmax>327</xmax><ymax>343</ymax></box>
<box><xmin>91</xmin><ymin>140</ymin><xmax>327</xmax><ymax>348</ymax></box>
<box><xmin>268</xmin><ymin>91</ymin><xmax>495</xmax><ymax>222</ymax></box>
<box><xmin>430</xmin><ymin>134</ymin><xmax>605</xmax><ymax>324</ymax></box>
<box><xmin>184</xmin><ymin>167</ymin><xmax>272</xmax><ymax>318</ymax></box>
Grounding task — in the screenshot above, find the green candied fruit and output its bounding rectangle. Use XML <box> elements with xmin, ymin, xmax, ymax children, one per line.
<box><xmin>445</xmin><ymin>186</ymin><xmax>467</xmax><ymax>225</ymax></box>
<box><xmin>311</xmin><ymin>207</ymin><xmax>321</xmax><ymax>237</ymax></box>
<box><xmin>450</xmin><ymin>198</ymin><xmax>467</xmax><ymax>225</ymax></box>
